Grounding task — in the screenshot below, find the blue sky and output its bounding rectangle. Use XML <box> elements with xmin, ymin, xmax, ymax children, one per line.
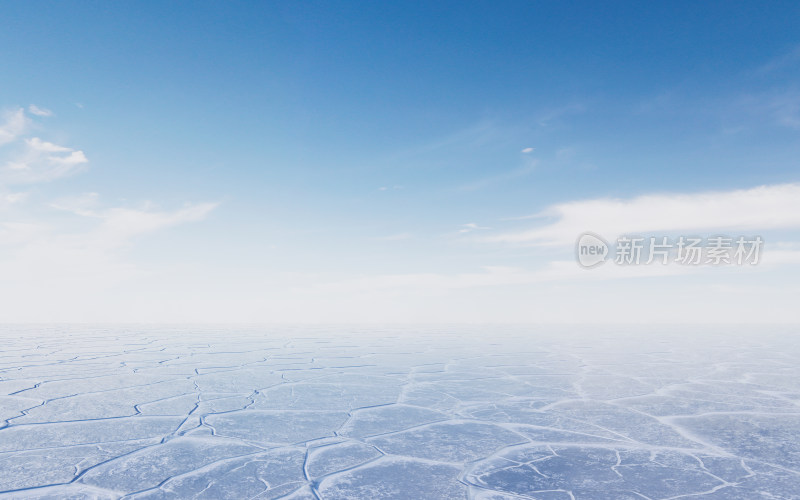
<box><xmin>1</xmin><ymin>2</ymin><xmax>800</xmax><ymax>322</ymax></box>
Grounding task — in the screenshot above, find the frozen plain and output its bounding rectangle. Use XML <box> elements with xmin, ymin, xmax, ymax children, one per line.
<box><xmin>1</xmin><ymin>325</ymin><xmax>799</xmax><ymax>499</ymax></box>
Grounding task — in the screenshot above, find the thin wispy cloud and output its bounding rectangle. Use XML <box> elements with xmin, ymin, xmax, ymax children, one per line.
<box><xmin>0</xmin><ymin>190</ymin><xmax>28</xmax><ymax>209</ymax></box>
<box><xmin>8</xmin><ymin>199</ymin><xmax>218</xmax><ymax>248</ymax></box>
<box><xmin>485</xmin><ymin>183</ymin><xmax>800</xmax><ymax>246</ymax></box>
<box><xmin>0</xmin><ymin>108</ymin><xmax>29</xmax><ymax>146</ymax></box>
<box><xmin>28</xmin><ymin>104</ymin><xmax>53</xmax><ymax>117</ymax></box>
<box><xmin>457</xmin><ymin>162</ymin><xmax>537</xmax><ymax>192</ymax></box>
<box><xmin>2</xmin><ymin>137</ymin><xmax>89</xmax><ymax>183</ymax></box>
<box><xmin>50</xmin><ymin>191</ymin><xmax>101</xmax><ymax>216</ymax></box>
<box><xmin>50</xmin><ymin>191</ymin><xmax>218</xmax><ymax>242</ymax></box>
<box><xmin>733</xmin><ymin>89</ymin><xmax>800</xmax><ymax>129</ymax></box>
<box><xmin>394</xmin><ymin>121</ymin><xmax>501</xmax><ymax>158</ymax></box>
<box><xmin>96</xmin><ymin>203</ymin><xmax>219</xmax><ymax>244</ymax></box>
<box><xmin>458</xmin><ymin>222</ymin><xmax>490</xmax><ymax>234</ymax></box>
<box><xmin>537</xmin><ymin>103</ymin><xmax>585</xmax><ymax>127</ymax></box>
<box><xmin>755</xmin><ymin>45</ymin><xmax>800</xmax><ymax>75</ymax></box>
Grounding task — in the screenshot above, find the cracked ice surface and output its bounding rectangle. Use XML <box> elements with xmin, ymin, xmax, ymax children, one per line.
<box><xmin>1</xmin><ymin>325</ymin><xmax>800</xmax><ymax>499</ymax></box>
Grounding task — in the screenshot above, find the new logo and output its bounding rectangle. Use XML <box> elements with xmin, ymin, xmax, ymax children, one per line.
<box><xmin>576</xmin><ymin>232</ymin><xmax>610</xmax><ymax>268</ymax></box>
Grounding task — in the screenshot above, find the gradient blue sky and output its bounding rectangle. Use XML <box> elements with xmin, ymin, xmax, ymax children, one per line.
<box><xmin>2</xmin><ymin>1</ymin><xmax>800</xmax><ymax>322</ymax></box>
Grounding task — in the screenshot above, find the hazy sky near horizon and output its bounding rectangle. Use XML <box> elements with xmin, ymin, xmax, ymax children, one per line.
<box><xmin>1</xmin><ymin>1</ymin><xmax>800</xmax><ymax>323</ymax></box>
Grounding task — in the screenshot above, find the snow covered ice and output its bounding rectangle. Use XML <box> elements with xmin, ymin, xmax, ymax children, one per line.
<box><xmin>1</xmin><ymin>325</ymin><xmax>799</xmax><ymax>499</ymax></box>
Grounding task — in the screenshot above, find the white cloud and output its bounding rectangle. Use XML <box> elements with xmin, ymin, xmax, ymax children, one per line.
<box><xmin>28</xmin><ymin>104</ymin><xmax>53</xmax><ymax>117</ymax></box>
<box><xmin>521</xmin><ymin>147</ymin><xmax>534</xmax><ymax>153</ymax></box>
<box><xmin>48</xmin><ymin>195</ymin><xmax>219</xmax><ymax>246</ymax></box>
<box><xmin>0</xmin><ymin>109</ymin><xmax>88</xmax><ymax>184</ymax></box>
<box><xmin>27</xmin><ymin>137</ymin><xmax>71</xmax><ymax>153</ymax></box>
<box><xmin>96</xmin><ymin>202</ymin><xmax>219</xmax><ymax>244</ymax></box>
<box><xmin>486</xmin><ymin>183</ymin><xmax>800</xmax><ymax>246</ymax></box>
<box><xmin>0</xmin><ymin>108</ymin><xmax>29</xmax><ymax>146</ymax></box>
<box><xmin>2</xmin><ymin>136</ymin><xmax>89</xmax><ymax>183</ymax></box>
<box><xmin>0</xmin><ymin>190</ymin><xmax>28</xmax><ymax>208</ymax></box>
<box><xmin>4</xmin><ymin>200</ymin><xmax>218</xmax><ymax>250</ymax></box>
<box><xmin>50</xmin><ymin>192</ymin><xmax>101</xmax><ymax>216</ymax></box>
<box><xmin>458</xmin><ymin>222</ymin><xmax>490</xmax><ymax>234</ymax></box>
